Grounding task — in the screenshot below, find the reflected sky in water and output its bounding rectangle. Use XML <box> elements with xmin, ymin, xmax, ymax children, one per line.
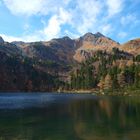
<box><xmin>0</xmin><ymin>93</ymin><xmax>140</xmax><ymax>140</ymax></box>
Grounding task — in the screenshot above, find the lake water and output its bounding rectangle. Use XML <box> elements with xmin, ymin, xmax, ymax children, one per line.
<box><xmin>0</xmin><ymin>93</ymin><xmax>140</xmax><ymax>140</ymax></box>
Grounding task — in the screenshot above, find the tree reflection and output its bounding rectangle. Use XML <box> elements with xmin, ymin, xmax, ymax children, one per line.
<box><xmin>68</xmin><ymin>97</ymin><xmax>140</xmax><ymax>140</ymax></box>
<box><xmin>0</xmin><ymin>96</ymin><xmax>140</xmax><ymax>140</ymax></box>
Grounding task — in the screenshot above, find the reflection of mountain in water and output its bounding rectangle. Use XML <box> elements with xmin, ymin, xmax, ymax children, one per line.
<box><xmin>69</xmin><ymin>97</ymin><xmax>140</xmax><ymax>140</ymax></box>
<box><xmin>0</xmin><ymin>95</ymin><xmax>140</xmax><ymax>140</ymax></box>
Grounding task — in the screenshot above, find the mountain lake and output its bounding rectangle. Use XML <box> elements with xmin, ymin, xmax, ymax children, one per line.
<box><xmin>0</xmin><ymin>93</ymin><xmax>140</xmax><ymax>140</ymax></box>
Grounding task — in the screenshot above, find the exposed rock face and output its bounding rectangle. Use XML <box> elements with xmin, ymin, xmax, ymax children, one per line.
<box><xmin>0</xmin><ymin>36</ymin><xmax>4</xmax><ymax>43</ymax></box>
<box><xmin>13</xmin><ymin>37</ymin><xmax>77</xmax><ymax>65</ymax></box>
<box><xmin>81</xmin><ymin>32</ymin><xmax>104</xmax><ymax>42</ymax></box>
<box><xmin>0</xmin><ymin>36</ymin><xmax>24</xmax><ymax>57</ymax></box>
<box><xmin>0</xmin><ymin>42</ymin><xmax>23</xmax><ymax>56</ymax></box>
<box><xmin>11</xmin><ymin>41</ymin><xmax>26</xmax><ymax>47</ymax></box>
<box><xmin>74</xmin><ymin>32</ymin><xmax>120</xmax><ymax>62</ymax></box>
<box><xmin>10</xmin><ymin>33</ymin><xmax>140</xmax><ymax>64</ymax></box>
<box><xmin>119</xmin><ymin>38</ymin><xmax>140</xmax><ymax>55</ymax></box>
<box><xmin>2</xmin><ymin>33</ymin><xmax>140</xmax><ymax>65</ymax></box>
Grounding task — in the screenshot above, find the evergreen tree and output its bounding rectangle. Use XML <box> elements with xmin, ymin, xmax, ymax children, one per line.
<box><xmin>104</xmin><ymin>74</ymin><xmax>112</xmax><ymax>90</ymax></box>
<box><xmin>109</xmin><ymin>66</ymin><xmax>119</xmax><ymax>89</ymax></box>
<box><xmin>124</xmin><ymin>65</ymin><xmax>135</xmax><ymax>85</ymax></box>
<box><xmin>117</xmin><ymin>72</ymin><xmax>126</xmax><ymax>88</ymax></box>
<box><xmin>126</xmin><ymin>59</ymin><xmax>133</xmax><ymax>67</ymax></box>
<box><xmin>119</xmin><ymin>60</ymin><xmax>126</xmax><ymax>70</ymax></box>
<box><xmin>84</xmin><ymin>65</ymin><xmax>94</xmax><ymax>89</ymax></box>
<box><xmin>134</xmin><ymin>65</ymin><xmax>140</xmax><ymax>87</ymax></box>
<box><xmin>98</xmin><ymin>77</ymin><xmax>105</xmax><ymax>90</ymax></box>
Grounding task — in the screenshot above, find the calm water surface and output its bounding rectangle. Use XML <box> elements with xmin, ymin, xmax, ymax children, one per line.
<box><xmin>0</xmin><ymin>93</ymin><xmax>140</xmax><ymax>140</ymax></box>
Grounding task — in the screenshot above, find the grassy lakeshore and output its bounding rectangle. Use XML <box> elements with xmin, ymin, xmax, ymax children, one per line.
<box><xmin>59</xmin><ymin>88</ymin><xmax>140</xmax><ymax>96</ymax></box>
<box><xmin>60</xmin><ymin>89</ymin><xmax>96</xmax><ymax>94</ymax></box>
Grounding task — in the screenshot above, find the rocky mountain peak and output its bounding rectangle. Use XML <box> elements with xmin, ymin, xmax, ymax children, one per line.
<box><xmin>74</xmin><ymin>32</ymin><xmax>120</xmax><ymax>62</ymax></box>
<box><xmin>82</xmin><ymin>32</ymin><xmax>94</xmax><ymax>41</ymax></box>
<box><xmin>51</xmin><ymin>36</ymin><xmax>72</xmax><ymax>43</ymax></box>
<box><xmin>80</xmin><ymin>32</ymin><xmax>118</xmax><ymax>45</ymax></box>
<box><xmin>81</xmin><ymin>32</ymin><xmax>106</xmax><ymax>42</ymax></box>
<box><xmin>62</xmin><ymin>36</ymin><xmax>72</xmax><ymax>41</ymax></box>
<box><xmin>0</xmin><ymin>36</ymin><xmax>4</xmax><ymax>43</ymax></box>
<box><xmin>94</xmin><ymin>32</ymin><xmax>104</xmax><ymax>37</ymax></box>
<box><xmin>12</xmin><ymin>41</ymin><xmax>25</xmax><ymax>45</ymax></box>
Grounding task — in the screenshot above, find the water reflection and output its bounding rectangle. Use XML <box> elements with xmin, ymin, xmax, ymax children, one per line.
<box><xmin>69</xmin><ymin>97</ymin><xmax>140</xmax><ymax>140</ymax></box>
<box><xmin>0</xmin><ymin>94</ymin><xmax>140</xmax><ymax>140</ymax></box>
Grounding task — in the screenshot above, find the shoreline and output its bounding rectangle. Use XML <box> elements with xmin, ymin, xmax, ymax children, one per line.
<box><xmin>0</xmin><ymin>89</ymin><xmax>140</xmax><ymax>96</ymax></box>
<box><xmin>59</xmin><ymin>89</ymin><xmax>140</xmax><ymax>96</ymax></box>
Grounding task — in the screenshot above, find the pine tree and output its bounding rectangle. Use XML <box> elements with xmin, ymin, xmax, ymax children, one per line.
<box><xmin>124</xmin><ymin>65</ymin><xmax>135</xmax><ymax>85</ymax></box>
<box><xmin>104</xmin><ymin>74</ymin><xmax>112</xmax><ymax>90</ymax></box>
<box><xmin>126</xmin><ymin>59</ymin><xmax>133</xmax><ymax>67</ymax></box>
<box><xmin>119</xmin><ymin>60</ymin><xmax>126</xmax><ymax>70</ymax></box>
<box><xmin>134</xmin><ymin>65</ymin><xmax>140</xmax><ymax>87</ymax></box>
<box><xmin>98</xmin><ymin>77</ymin><xmax>105</xmax><ymax>90</ymax></box>
<box><xmin>70</xmin><ymin>73</ymin><xmax>76</xmax><ymax>89</ymax></box>
<box><xmin>117</xmin><ymin>72</ymin><xmax>126</xmax><ymax>88</ymax></box>
<box><xmin>85</xmin><ymin>65</ymin><xmax>94</xmax><ymax>89</ymax></box>
<box><xmin>112</xmin><ymin>60</ymin><xmax>117</xmax><ymax>67</ymax></box>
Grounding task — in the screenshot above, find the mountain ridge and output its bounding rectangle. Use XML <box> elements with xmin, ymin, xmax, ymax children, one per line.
<box><xmin>1</xmin><ymin>32</ymin><xmax>140</xmax><ymax>91</ymax></box>
<box><xmin>1</xmin><ymin>32</ymin><xmax>140</xmax><ymax>62</ymax></box>
<box><xmin>1</xmin><ymin>32</ymin><xmax>140</xmax><ymax>63</ymax></box>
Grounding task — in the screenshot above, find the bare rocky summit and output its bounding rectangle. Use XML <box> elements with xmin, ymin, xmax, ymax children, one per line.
<box><xmin>0</xmin><ymin>36</ymin><xmax>4</xmax><ymax>43</ymax></box>
<box><xmin>74</xmin><ymin>32</ymin><xmax>120</xmax><ymax>62</ymax></box>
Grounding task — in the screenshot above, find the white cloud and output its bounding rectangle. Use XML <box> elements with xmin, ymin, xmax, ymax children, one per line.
<box><xmin>43</xmin><ymin>15</ymin><xmax>61</xmax><ymax>40</ymax></box>
<box><xmin>2</xmin><ymin>0</ymin><xmax>71</xmax><ymax>16</ymax></box>
<box><xmin>121</xmin><ymin>14</ymin><xmax>139</xmax><ymax>26</ymax></box>
<box><xmin>1</xmin><ymin>0</ymin><xmax>127</xmax><ymax>41</ymax></box>
<box><xmin>0</xmin><ymin>30</ymin><xmax>44</xmax><ymax>42</ymax></box>
<box><xmin>0</xmin><ymin>7</ymin><xmax>72</xmax><ymax>42</ymax></box>
<box><xmin>3</xmin><ymin>0</ymin><xmax>103</xmax><ymax>35</ymax></box>
<box><xmin>106</xmin><ymin>0</ymin><xmax>124</xmax><ymax>16</ymax></box>
<box><xmin>118</xmin><ymin>32</ymin><xmax>127</xmax><ymax>38</ymax></box>
<box><xmin>100</xmin><ymin>24</ymin><xmax>112</xmax><ymax>35</ymax></box>
<box><xmin>76</xmin><ymin>0</ymin><xmax>102</xmax><ymax>17</ymax></box>
<box><xmin>64</xmin><ymin>30</ymin><xmax>79</xmax><ymax>38</ymax></box>
<box><xmin>3</xmin><ymin>0</ymin><xmax>45</xmax><ymax>16</ymax></box>
<box><xmin>43</xmin><ymin>8</ymin><xmax>72</xmax><ymax>40</ymax></box>
<box><xmin>73</xmin><ymin>0</ymin><xmax>103</xmax><ymax>34</ymax></box>
<box><xmin>23</xmin><ymin>23</ymin><xmax>30</xmax><ymax>31</ymax></box>
<box><xmin>0</xmin><ymin>34</ymin><xmax>23</xmax><ymax>42</ymax></box>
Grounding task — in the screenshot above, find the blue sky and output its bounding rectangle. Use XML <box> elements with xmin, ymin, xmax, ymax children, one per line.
<box><xmin>0</xmin><ymin>0</ymin><xmax>140</xmax><ymax>43</ymax></box>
